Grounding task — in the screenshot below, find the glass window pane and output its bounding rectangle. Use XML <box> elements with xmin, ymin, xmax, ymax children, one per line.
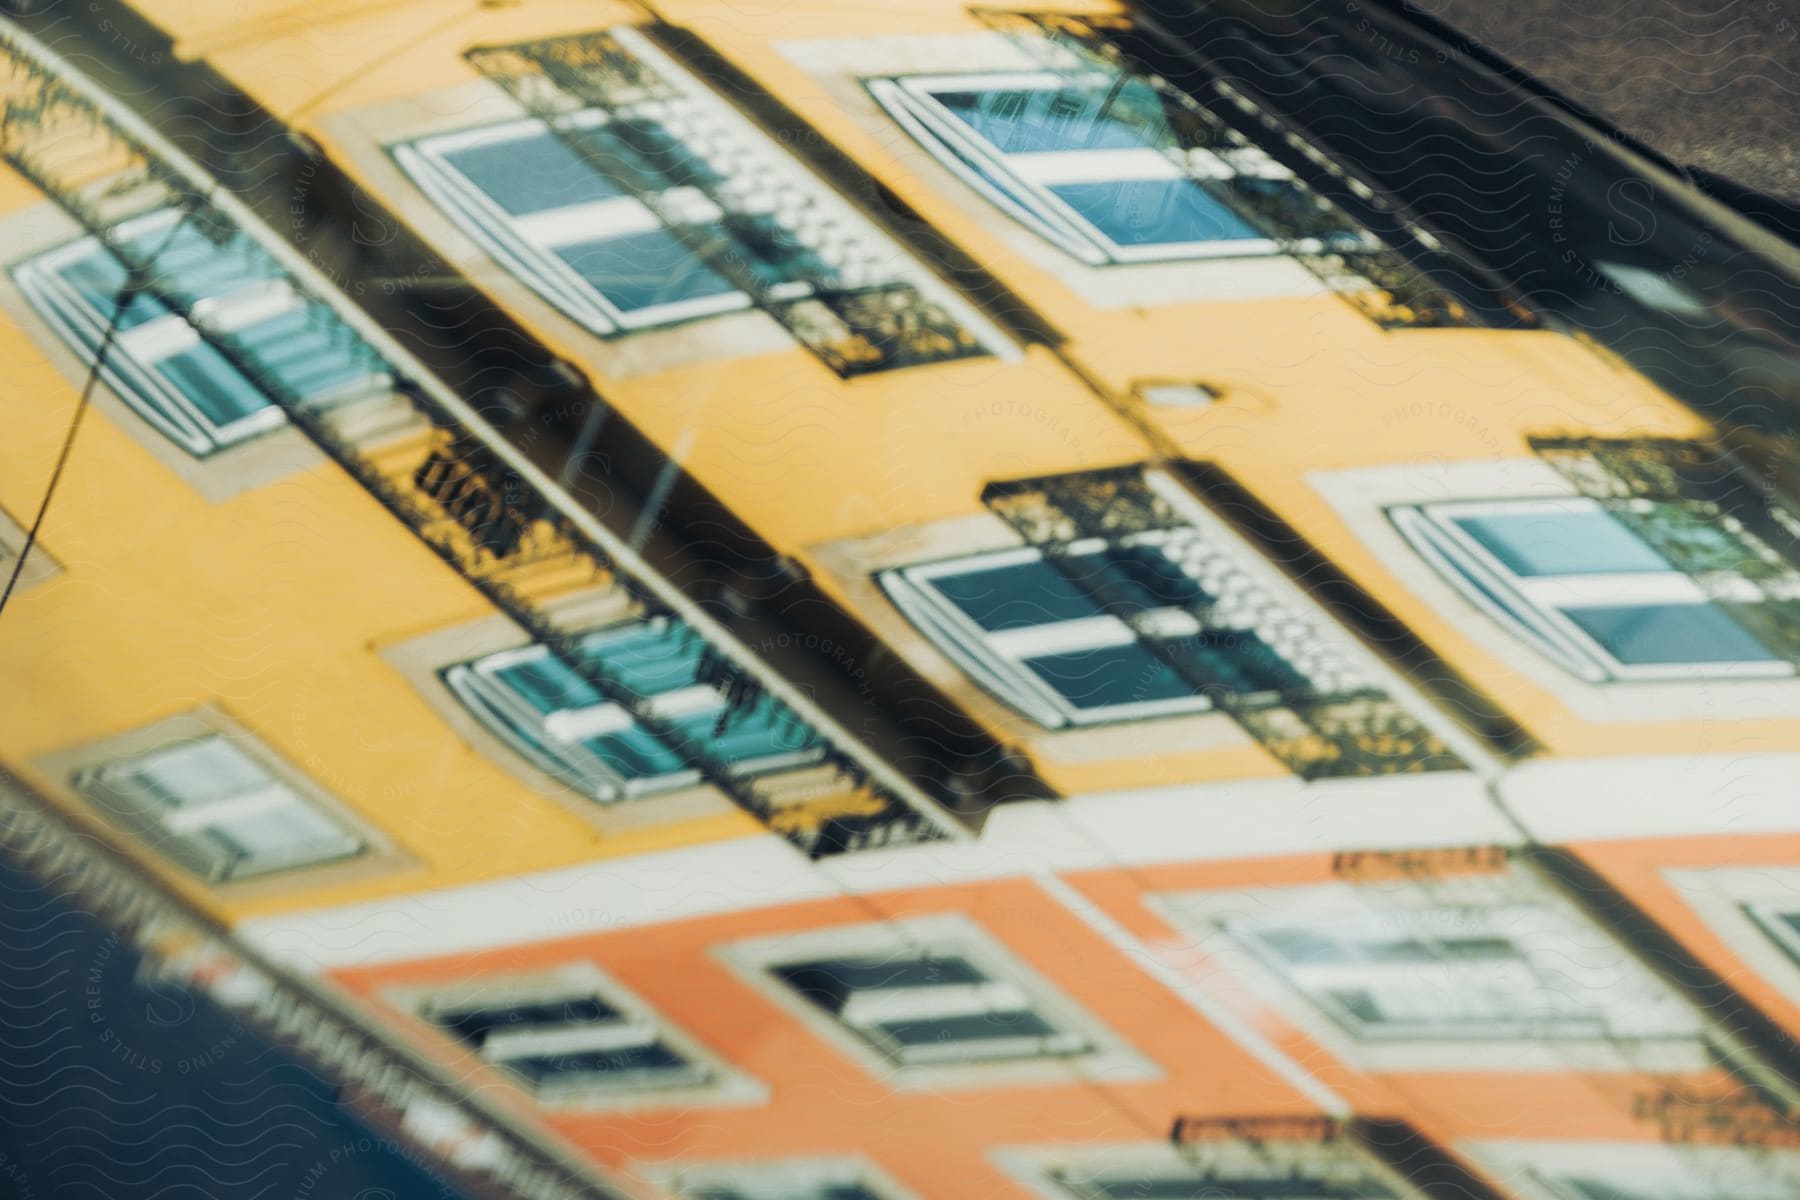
<box><xmin>156</xmin><ymin>343</ymin><xmax>271</xmax><ymax>428</ymax></box>
<box><xmin>1562</xmin><ymin>602</ymin><xmax>1778</xmax><ymax>665</ymax></box>
<box><xmin>125</xmin><ymin>737</ymin><xmax>269</xmax><ymax>809</ymax></box>
<box><xmin>776</xmin><ymin>956</ymin><xmax>988</xmax><ymax>1016</ymax></box>
<box><xmin>442</xmin><ymin>130</ymin><xmax>624</xmax><ymax>215</ymax></box>
<box><xmin>932</xmin><ymin>86</ymin><xmax>1162</xmax><ymax>154</ymax></box>
<box><xmin>1102</xmin><ymin>545</ymin><xmax>1209</xmax><ymax>609</ymax></box>
<box><xmin>1025</xmin><ymin>641</ymin><xmax>1200</xmax><ymax>710</ymax></box>
<box><xmin>120</xmin><ymin>220</ymin><xmax>267</xmax><ymax>307</ymax></box>
<box><xmin>433</xmin><ymin>996</ymin><xmax>623</xmax><ymax>1049</ymax></box>
<box><xmin>603</xmin><ymin>117</ymin><xmax>724</xmax><ymax>190</ymax></box>
<box><xmin>203</xmin><ymin>801</ymin><xmax>357</xmax><ymax>869</ymax></box>
<box><xmin>506</xmin><ymin>1040</ymin><xmax>688</xmax><ymax>1085</ymax></box>
<box><xmin>1048</xmin><ymin>178</ymin><xmax>1263</xmax><ymax>246</ymax></box>
<box><xmin>53</xmin><ymin>246</ymin><xmax>170</xmax><ymax>329</ymax></box>
<box><xmin>554</xmin><ymin>227</ymin><xmax>737</xmax><ymax>314</ymax></box>
<box><xmin>1562</xmin><ymin>1180</ymin><xmax>1665</xmax><ymax>1200</ymax></box>
<box><xmin>1452</xmin><ymin>509</ymin><xmax>1670</xmax><ymax>577</ymax></box>
<box><xmin>1077</xmin><ymin>1177</ymin><xmax>1388</xmax><ymax>1200</ymax></box>
<box><xmin>577</xmin><ymin>620</ymin><xmax>705</xmax><ymax>698</ymax></box>
<box><xmin>233</xmin><ymin>307</ymin><xmax>379</xmax><ymax>399</ymax></box>
<box><xmin>876</xmin><ymin>1009</ymin><xmax>1059</xmax><ymax>1049</ymax></box>
<box><xmin>927</xmin><ymin>556</ymin><xmax>1106</xmax><ymax>631</ymax></box>
<box><xmin>494</xmin><ymin>654</ymin><xmax>605</xmax><ymax>715</ymax></box>
<box><xmin>1167</xmin><ymin>628</ymin><xmax>1309</xmax><ymax>696</ymax></box>
<box><xmin>581</xmin><ymin>723</ymin><xmax>691</xmax><ymax>781</ymax></box>
<box><xmin>677</xmin><ymin>694</ymin><xmax>819</xmax><ymax>770</ymax></box>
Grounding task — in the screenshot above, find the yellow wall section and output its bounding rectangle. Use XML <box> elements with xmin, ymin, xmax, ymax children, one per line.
<box><xmin>147</xmin><ymin>0</ymin><xmax>1800</xmax><ymax>764</ymax></box>
<box><xmin>21</xmin><ymin>0</ymin><xmax>1800</xmax><ymax>921</ymax></box>
<box><xmin>0</xmin><ymin>177</ymin><xmax>760</xmax><ymax>924</ymax></box>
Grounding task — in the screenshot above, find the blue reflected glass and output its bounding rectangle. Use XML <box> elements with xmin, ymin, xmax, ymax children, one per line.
<box><xmin>677</xmin><ymin>693</ymin><xmax>820</xmax><ymax>770</ymax></box>
<box><xmin>930</xmin><ymin>556</ymin><xmax>1108</xmax><ymax>631</ymax></box>
<box><xmin>495</xmin><ymin>655</ymin><xmax>604</xmax><ymax>715</ymax></box>
<box><xmin>155</xmin><ymin>344</ymin><xmax>269</xmax><ymax>426</ymax></box>
<box><xmin>442</xmin><ymin>130</ymin><xmax>623</xmax><ymax>215</ymax></box>
<box><xmin>1164</xmin><ymin>627</ymin><xmax>1309</xmax><ymax>696</ymax></box>
<box><xmin>578</xmin><ymin>723</ymin><xmax>690</xmax><ymax>780</ymax></box>
<box><xmin>1025</xmin><ymin>641</ymin><xmax>1199</xmax><ymax>709</ymax></box>
<box><xmin>1563</xmin><ymin>602</ymin><xmax>1777</xmax><ymax>665</ymax></box>
<box><xmin>52</xmin><ymin>247</ymin><xmax>169</xmax><ymax>330</ymax></box>
<box><xmin>1453</xmin><ymin>509</ymin><xmax>1669</xmax><ymax>576</ymax></box>
<box><xmin>119</xmin><ymin>220</ymin><xmax>267</xmax><ymax>308</ymax></box>
<box><xmin>577</xmin><ymin>620</ymin><xmax>706</xmax><ymax>699</ymax></box>
<box><xmin>1048</xmin><ymin>179</ymin><xmax>1262</xmax><ymax>246</ymax></box>
<box><xmin>555</xmin><ymin>227</ymin><xmax>737</xmax><ymax>313</ymax></box>
<box><xmin>932</xmin><ymin>86</ymin><xmax>1161</xmax><ymax>154</ymax></box>
<box><xmin>234</xmin><ymin>307</ymin><xmax>379</xmax><ymax>399</ymax></box>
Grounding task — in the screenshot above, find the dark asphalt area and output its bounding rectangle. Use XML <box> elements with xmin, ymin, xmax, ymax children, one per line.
<box><xmin>1419</xmin><ymin>0</ymin><xmax>1800</xmax><ymax>202</ymax></box>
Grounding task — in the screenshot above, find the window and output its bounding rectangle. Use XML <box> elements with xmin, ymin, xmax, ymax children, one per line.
<box><xmin>1390</xmin><ymin>497</ymin><xmax>1791</xmax><ymax>683</ymax></box>
<box><xmin>1049</xmin><ymin>1163</ymin><xmax>1395</xmax><ymax>1199</ymax></box>
<box><xmin>684</xmin><ymin>1186</ymin><xmax>884</xmax><ymax>1200</ymax></box>
<box><xmin>771</xmin><ymin>947</ymin><xmax>1090</xmax><ymax>1067</ymax></box>
<box><xmin>726</xmin><ymin>916</ymin><xmax>1148</xmax><ymax>1086</ymax></box>
<box><xmin>1013</xmin><ymin>1138</ymin><xmax>1414</xmax><ymax>1200</ymax></box>
<box><xmin>1468</xmin><ymin>1141</ymin><xmax>1800</xmax><ymax>1200</ymax></box>
<box><xmin>72</xmin><ymin>733</ymin><xmax>364</xmax><ymax>883</ymax></box>
<box><xmin>659</xmin><ymin>1160</ymin><xmax>906</xmax><ymax>1200</ymax></box>
<box><xmin>1744</xmin><ymin>902</ymin><xmax>1800</xmax><ymax>970</ymax></box>
<box><xmin>395</xmin><ymin>112</ymin><xmax>771</xmax><ymax>336</ymax></box>
<box><xmin>869</xmin><ymin>70</ymin><xmax>1349</xmax><ymax>265</ymax></box>
<box><xmin>443</xmin><ymin>615</ymin><xmax>824</xmax><ymax>803</ymax></box>
<box><xmin>1230</xmin><ymin>907</ymin><xmax>1615</xmax><ymax>1041</ymax></box>
<box><xmin>419</xmin><ymin>969</ymin><xmax>709</xmax><ymax>1102</ymax></box>
<box><xmin>878</xmin><ymin>531</ymin><xmax>1350</xmax><ymax>729</ymax></box>
<box><xmin>14</xmin><ymin>208</ymin><xmax>389</xmax><ymax>457</ymax></box>
<box><xmin>1158</xmin><ymin>882</ymin><xmax>1700</xmax><ymax>1053</ymax></box>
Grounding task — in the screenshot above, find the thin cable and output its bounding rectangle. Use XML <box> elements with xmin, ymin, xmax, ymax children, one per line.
<box><xmin>0</xmin><ymin>209</ymin><xmax>197</xmax><ymax>619</ymax></box>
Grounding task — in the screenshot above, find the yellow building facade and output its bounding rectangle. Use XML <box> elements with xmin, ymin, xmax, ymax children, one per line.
<box><xmin>8</xmin><ymin>2</ymin><xmax>1800</xmax><ymax>1197</ymax></box>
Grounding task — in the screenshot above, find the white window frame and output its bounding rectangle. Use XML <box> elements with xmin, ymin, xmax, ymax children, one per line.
<box><xmin>1743</xmin><ymin>900</ymin><xmax>1800</xmax><ymax>971</ymax></box>
<box><xmin>441</xmin><ymin>617</ymin><xmax>825</xmax><ymax>804</ymax></box>
<box><xmin>72</xmin><ymin>731</ymin><xmax>365</xmax><ymax>883</ymax></box>
<box><xmin>1152</xmin><ymin>875</ymin><xmax>1706</xmax><ymax>1073</ymax></box>
<box><xmin>1390</xmin><ymin>497</ymin><xmax>1792</xmax><ymax>684</ymax></box>
<box><xmin>394</xmin><ymin>109</ymin><xmax>768</xmax><ymax>337</ymax></box>
<box><xmin>878</xmin><ymin>535</ymin><xmax>1219</xmax><ymax>728</ymax></box>
<box><xmin>13</xmin><ymin>208</ymin><xmax>386</xmax><ymax>458</ymax></box>
<box><xmin>1463</xmin><ymin>1139</ymin><xmax>1800</xmax><ymax>1200</ymax></box>
<box><xmin>1663</xmin><ymin>867</ymin><xmax>1800</xmax><ymax>1019</ymax></box>
<box><xmin>718</xmin><ymin>915</ymin><xmax>1152</xmax><ymax>1089</ymax></box>
<box><xmin>996</xmin><ymin>1139</ymin><xmax>1421</xmax><ymax>1200</ymax></box>
<box><xmin>800</xmin><ymin>951</ymin><xmax>1092</xmax><ymax>1067</ymax></box>
<box><xmin>400</xmin><ymin>962</ymin><xmax>753</xmax><ymax>1110</ymax></box>
<box><xmin>1226</xmin><ymin>905</ymin><xmax>1620</xmax><ymax>1042</ymax></box>
<box><xmin>644</xmin><ymin>1157</ymin><xmax>917</xmax><ymax>1200</ymax></box>
<box><xmin>868</xmin><ymin>70</ymin><xmax>1311</xmax><ymax>265</ymax></box>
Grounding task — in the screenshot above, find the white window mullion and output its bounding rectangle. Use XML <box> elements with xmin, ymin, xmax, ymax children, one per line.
<box><xmin>986</xmin><ymin>614</ymin><xmax>1136</xmax><ymax>659</ymax></box>
<box><xmin>872</xmin><ymin>79</ymin><xmax>1111</xmax><ymax>263</ymax></box>
<box><xmin>540</xmin><ymin>702</ymin><xmax>636</xmax><ymax>743</ymax></box>
<box><xmin>1006</xmin><ymin>147</ymin><xmax>1184</xmax><ymax>186</ymax></box>
<box><xmin>840</xmin><ymin>981</ymin><xmax>1031</xmax><ymax>1028</ymax></box>
<box><xmin>482</xmin><ymin>1019</ymin><xmax>659</xmax><ymax>1064</ymax></box>
<box><xmin>511</xmin><ymin>196</ymin><xmax>668</xmax><ymax>249</ymax></box>
<box><xmin>192</xmin><ymin>279</ymin><xmax>302</xmax><ymax>332</ymax></box>
<box><xmin>156</xmin><ymin>783</ymin><xmax>298</xmax><ymax>835</ymax></box>
<box><xmin>115</xmin><ymin>312</ymin><xmax>202</xmax><ymax>361</ymax></box>
<box><xmin>1520</xmin><ymin>572</ymin><xmax>1707</xmax><ymax>610</ymax></box>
